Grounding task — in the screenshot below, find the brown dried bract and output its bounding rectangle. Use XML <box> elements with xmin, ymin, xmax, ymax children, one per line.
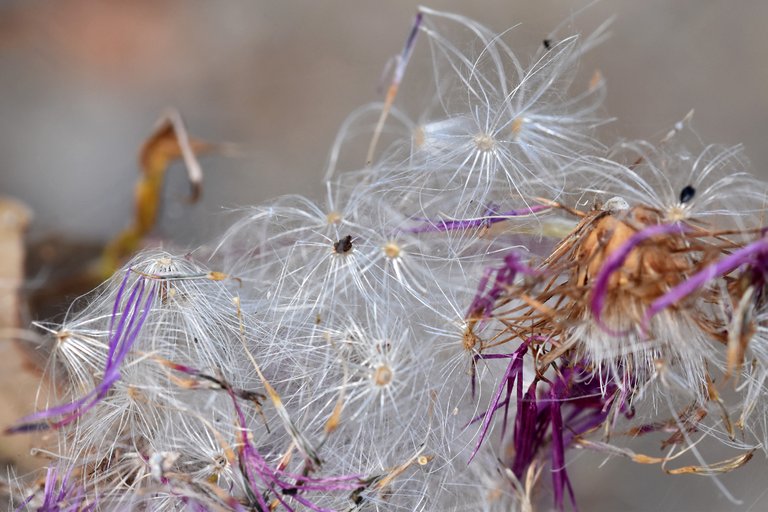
<box><xmin>487</xmin><ymin>203</ymin><xmax>735</xmax><ymax>366</ymax></box>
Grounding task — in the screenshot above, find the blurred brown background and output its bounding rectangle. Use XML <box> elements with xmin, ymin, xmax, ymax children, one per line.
<box><xmin>1</xmin><ymin>1</ymin><xmax>767</xmax><ymax>510</ymax></box>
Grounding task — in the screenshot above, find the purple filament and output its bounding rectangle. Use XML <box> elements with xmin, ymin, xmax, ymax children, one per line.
<box><xmin>467</xmin><ymin>342</ymin><xmax>528</xmax><ymax>463</ymax></box>
<box><xmin>20</xmin><ymin>466</ymin><xmax>95</xmax><ymax>512</ymax></box>
<box><xmin>467</xmin><ymin>252</ymin><xmax>537</xmax><ymax>322</ymax></box>
<box><xmin>8</xmin><ymin>271</ymin><xmax>155</xmax><ymax>434</ymax></box>
<box><xmin>393</xmin><ymin>12</ymin><xmax>423</xmax><ymax>86</ymax></box>
<box><xmin>644</xmin><ymin>235</ymin><xmax>768</xmax><ymax>329</ymax></box>
<box><xmin>409</xmin><ymin>205</ymin><xmax>550</xmax><ymax>234</ymax></box>
<box><xmin>468</xmin><ymin>347</ymin><xmax>629</xmax><ymax>511</ymax></box>
<box><xmin>225</xmin><ymin>388</ymin><xmax>362</xmax><ymax>511</ymax></box>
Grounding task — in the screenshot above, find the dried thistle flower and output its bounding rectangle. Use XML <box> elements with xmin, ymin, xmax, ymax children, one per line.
<box><xmin>6</xmin><ymin>7</ymin><xmax>768</xmax><ymax>512</ymax></box>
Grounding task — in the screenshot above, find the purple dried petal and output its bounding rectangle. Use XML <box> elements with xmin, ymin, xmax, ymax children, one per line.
<box><xmin>505</xmin><ymin>362</ymin><xmax>626</xmax><ymax>511</ymax></box>
<box><xmin>511</xmin><ymin>381</ymin><xmax>541</xmax><ymax>478</ymax></box>
<box><xmin>550</xmin><ymin>395</ymin><xmax>577</xmax><ymax>512</ymax></box>
<box><xmin>467</xmin><ymin>342</ymin><xmax>528</xmax><ymax>463</ymax></box>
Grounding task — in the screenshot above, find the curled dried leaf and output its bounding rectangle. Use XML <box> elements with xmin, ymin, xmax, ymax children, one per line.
<box><xmin>726</xmin><ymin>286</ymin><xmax>755</xmax><ymax>379</ymax></box>
<box><xmin>102</xmin><ymin>109</ymin><xmax>215</xmax><ymax>277</ymax></box>
<box><xmin>665</xmin><ymin>450</ymin><xmax>754</xmax><ymax>476</ymax></box>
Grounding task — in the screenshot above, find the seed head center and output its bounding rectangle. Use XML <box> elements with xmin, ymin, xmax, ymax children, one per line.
<box><xmin>383</xmin><ymin>241</ymin><xmax>401</xmax><ymax>259</ymax></box>
<box><xmin>473</xmin><ymin>133</ymin><xmax>496</xmax><ymax>152</ymax></box>
<box><xmin>373</xmin><ymin>364</ymin><xmax>394</xmax><ymax>387</ymax></box>
<box><xmin>462</xmin><ymin>328</ymin><xmax>479</xmax><ymax>352</ymax></box>
<box><xmin>667</xmin><ymin>205</ymin><xmax>687</xmax><ymax>222</ymax></box>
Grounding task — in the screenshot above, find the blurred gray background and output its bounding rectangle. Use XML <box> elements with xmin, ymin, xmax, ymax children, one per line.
<box><xmin>2</xmin><ymin>0</ymin><xmax>767</xmax><ymax>246</ymax></box>
<box><xmin>1</xmin><ymin>1</ymin><xmax>767</xmax><ymax>510</ymax></box>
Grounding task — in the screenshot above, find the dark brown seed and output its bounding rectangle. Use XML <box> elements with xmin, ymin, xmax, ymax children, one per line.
<box><xmin>679</xmin><ymin>185</ymin><xmax>696</xmax><ymax>204</ymax></box>
<box><xmin>334</xmin><ymin>235</ymin><xmax>354</xmax><ymax>254</ymax></box>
